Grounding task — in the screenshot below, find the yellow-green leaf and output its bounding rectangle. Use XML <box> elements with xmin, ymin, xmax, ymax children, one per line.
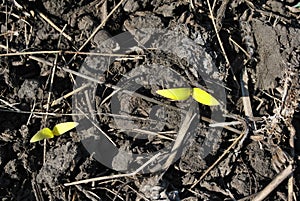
<box><xmin>30</xmin><ymin>128</ymin><xmax>54</xmax><ymax>143</ymax></box>
<box><xmin>156</xmin><ymin>88</ymin><xmax>192</xmax><ymax>101</ymax></box>
<box><xmin>156</xmin><ymin>87</ymin><xmax>219</xmax><ymax>106</ymax></box>
<box><xmin>52</xmin><ymin>122</ymin><xmax>79</xmax><ymax>136</ymax></box>
<box><xmin>192</xmin><ymin>88</ymin><xmax>219</xmax><ymax>106</ymax></box>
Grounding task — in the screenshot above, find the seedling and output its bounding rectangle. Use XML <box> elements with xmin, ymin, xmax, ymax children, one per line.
<box><xmin>156</xmin><ymin>87</ymin><xmax>219</xmax><ymax>106</ymax></box>
<box><xmin>30</xmin><ymin>122</ymin><xmax>79</xmax><ymax>143</ymax></box>
<box><xmin>293</xmin><ymin>2</ymin><xmax>300</xmax><ymax>8</ymax></box>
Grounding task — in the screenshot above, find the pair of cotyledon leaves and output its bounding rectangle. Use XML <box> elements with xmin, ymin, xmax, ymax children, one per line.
<box><xmin>156</xmin><ymin>87</ymin><xmax>219</xmax><ymax>106</ymax></box>
<box><xmin>30</xmin><ymin>88</ymin><xmax>218</xmax><ymax>142</ymax></box>
<box><xmin>30</xmin><ymin>122</ymin><xmax>79</xmax><ymax>143</ymax></box>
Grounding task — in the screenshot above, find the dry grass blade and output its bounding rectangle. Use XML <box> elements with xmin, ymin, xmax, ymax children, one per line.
<box><xmin>68</xmin><ymin>0</ymin><xmax>126</xmax><ymax>65</ymax></box>
<box><xmin>31</xmin><ymin>176</ymin><xmax>44</xmax><ymax>201</ymax></box>
<box><xmin>201</xmin><ymin>116</ymin><xmax>242</xmax><ymax>136</ymax></box>
<box><xmin>64</xmin><ymin>66</ymin><xmax>186</xmax><ymax>113</ymax></box>
<box><xmin>0</xmin><ymin>98</ymin><xmax>21</xmax><ymax>111</ymax></box>
<box><xmin>287</xmin><ymin>124</ymin><xmax>296</xmax><ymax>201</ymax></box>
<box><xmin>37</xmin><ymin>11</ymin><xmax>72</xmax><ymax>41</ymax></box>
<box><xmin>241</xmin><ymin>68</ymin><xmax>254</xmax><ymax>121</ymax></box>
<box><xmin>206</xmin><ymin>0</ymin><xmax>231</xmax><ymax>77</ymax></box>
<box><xmin>191</xmin><ymin>117</ymin><xmax>247</xmax><ymax>189</ymax></box>
<box><xmin>64</xmin><ymin>51</ymin><xmax>144</xmax><ymax>59</ymax></box>
<box><xmin>64</xmin><ymin>153</ymin><xmax>161</xmax><ymax>186</ymax></box>
<box><xmin>162</xmin><ymin>104</ymin><xmax>197</xmax><ymax>170</ymax></box>
<box><xmin>77</xmin><ymin>107</ymin><xmax>117</xmax><ymax>147</ymax></box>
<box><xmin>50</xmin><ymin>83</ymin><xmax>91</xmax><ymax>107</ymax></box>
<box><xmin>281</xmin><ymin>69</ymin><xmax>298</xmax><ymax>201</ymax></box>
<box><xmin>79</xmin><ymin>0</ymin><xmax>126</xmax><ymax>51</ymax></box>
<box><xmin>229</xmin><ymin>37</ymin><xmax>251</xmax><ymax>59</ymax></box>
<box><xmin>40</xmin><ymin>29</ymin><xmax>65</xmax><ymax>163</ymax></box>
<box><xmin>0</xmin><ymin>50</ymin><xmax>61</xmax><ymax>56</ymax></box>
<box><xmin>26</xmin><ymin>99</ymin><xmax>36</xmax><ymax>125</ymax></box>
<box><xmin>252</xmin><ymin>164</ymin><xmax>294</xmax><ymax>201</ymax></box>
<box><xmin>209</xmin><ymin>121</ymin><xmax>242</xmax><ymax>127</ymax></box>
<box><xmin>0</xmin><ymin>44</ymin><xmax>182</xmax><ymax>114</ymax></box>
<box><xmin>0</xmin><ymin>50</ymin><xmax>144</xmax><ymax>59</ymax></box>
<box><xmin>132</xmin><ymin>128</ymin><xmax>175</xmax><ymax>141</ymax></box>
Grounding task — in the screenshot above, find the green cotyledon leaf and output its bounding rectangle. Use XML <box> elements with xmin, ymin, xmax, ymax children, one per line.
<box><xmin>156</xmin><ymin>87</ymin><xmax>219</xmax><ymax>106</ymax></box>
<box><xmin>52</xmin><ymin>122</ymin><xmax>79</xmax><ymax>136</ymax></box>
<box><xmin>30</xmin><ymin>122</ymin><xmax>79</xmax><ymax>143</ymax></box>
<box><xmin>30</xmin><ymin>128</ymin><xmax>54</xmax><ymax>143</ymax></box>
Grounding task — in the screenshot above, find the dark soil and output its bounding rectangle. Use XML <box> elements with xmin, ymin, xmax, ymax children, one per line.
<box><xmin>0</xmin><ymin>0</ymin><xmax>299</xmax><ymax>200</ymax></box>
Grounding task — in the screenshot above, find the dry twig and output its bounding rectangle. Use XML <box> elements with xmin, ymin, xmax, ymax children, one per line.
<box><xmin>205</xmin><ymin>0</ymin><xmax>239</xmax><ymax>87</ymax></box>
<box><xmin>68</xmin><ymin>0</ymin><xmax>126</xmax><ymax>64</ymax></box>
<box><xmin>36</xmin><ymin>11</ymin><xmax>72</xmax><ymax>41</ymax></box>
<box><xmin>252</xmin><ymin>164</ymin><xmax>294</xmax><ymax>201</ymax></box>
<box><xmin>64</xmin><ymin>152</ymin><xmax>161</xmax><ymax>186</ymax></box>
<box><xmin>162</xmin><ymin>104</ymin><xmax>197</xmax><ymax>169</ymax></box>
<box><xmin>191</xmin><ymin>117</ymin><xmax>248</xmax><ymax>189</ymax></box>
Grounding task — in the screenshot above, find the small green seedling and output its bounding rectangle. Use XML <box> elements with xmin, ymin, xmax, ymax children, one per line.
<box><xmin>293</xmin><ymin>2</ymin><xmax>300</xmax><ymax>8</ymax></box>
<box><xmin>30</xmin><ymin>122</ymin><xmax>79</xmax><ymax>143</ymax></box>
<box><xmin>156</xmin><ymin>87</ymin><xmax>219</xmax><ymax>106</ymax></box>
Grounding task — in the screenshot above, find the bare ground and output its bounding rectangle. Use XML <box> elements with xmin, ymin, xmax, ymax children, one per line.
<box><xmin>0</xmin><ymin>0</ymin><xmax>299</xmax><ymax>200</ymax></box>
